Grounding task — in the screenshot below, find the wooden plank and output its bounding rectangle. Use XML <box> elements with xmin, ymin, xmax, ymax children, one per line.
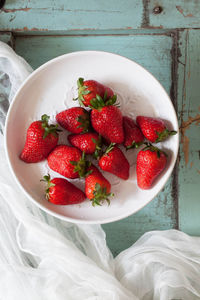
<box><xmin>1</xmin><ymin>1</ymin><xmax>200</xmax><ymax>32</ymax></box>
<box><xmin>0</xmin><ymin>0</ymin><xmax>143</xmax><ymax>32</ymax></box>
<box><xmin>178</xmin><ymin>29</ymin><xmax>200</xmax><ymax>235</ymax></box>
<box><xmin>15</xmin><ymin>33</ymin><xmax>177</xmax><ymax>255</ymax></box>
<box><xmin>0</xmin><ymin>31</ymin><xmax>12</xmax><ymax>43</ymax></box>
<box><xmin>148</xmin><ymin>0</ymin><xmax>200</xmax><ymax>29</ymax></box>
<box><xmin>15</xmin><ymin>34</ymin><xmax>172</xmax><ymax>93</ymax></box>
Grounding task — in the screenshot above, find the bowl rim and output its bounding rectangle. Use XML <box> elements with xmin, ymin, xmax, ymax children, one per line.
<box><xmin>4</xmin><ymin>50</ymin><xmax>179</xmax><ymax>224</ymax></box>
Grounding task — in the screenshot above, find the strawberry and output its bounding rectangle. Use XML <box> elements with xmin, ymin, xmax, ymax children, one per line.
<box><xmin>85</xmin><ymin>165</ymin><xmax>113</xmax><ymax>206</ymax></box>
<box><xmin>75</xmin><ymin>78</ymin><xmax>114</xmax><ymax>107</ymax></box>
<box><xmin>41</xmin><ymin>174</ymin><xmax>86</xmax><ymax>205</ymax></box>
<box><xmin>136</xmin><ymin>116</ymin><xmax>177</xmax><ymax>143</ymax></box>
<box><xmin>123</xmin><ymin>116</ymin><xmax>144</xmax><ymax>149</ymax></box>
<box><xmin>99</xmin><ymin>144</ymin><xmax>130</xmax><ymax>180</ymax></box>
<box><xmin>90</xmin><ymin>95</ymin><xmax>124</xmax><ymax>144</ymax></box>
<box><xmin>47</xmin><ymin>145</ymin><xmax>90</xmax><ymax>179</ymax></box>
<box><xmin>56</xmin><ymin>107</ymin><xmax>90</xmax><ymax>134</ymax></box>
<box><xmin>20</xmin><ymin>114</ymin><xmax>60</xmax><ymax>163</ymax></box>
<box><xmin>68</xmin><ymin>132</ymin><xmax>102</xmax><ymax>158</ymax></box>
<box><xmin>136</xmin><ymin>144</ymin><xmax>167</xmax><ymax>190</ymax></box>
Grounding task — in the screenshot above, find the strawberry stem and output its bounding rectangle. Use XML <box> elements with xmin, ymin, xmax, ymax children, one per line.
<box><xmin>76</xmin><ymin>112</ymin><xmax>90</xmax><ymax>133</ymax></box>
<box><xmin>126</xmin><ymin>141</ymin><xmax>144</xmax><ymax>150</ymax></box>
<box><xmin>70</xmin><ymin>152</ymin><xmax>92</xmax><ymax>178</ymax></box>
<box><xmin>75</xmin><ymin>77</ymin><xmax>91</xmax><ymax>106</ymax></box>
<box><xmin>142</xmin><ymin>143</ymin><xmax>168</xmax><ymax>158</ymax></box>
<box><xmin>77</xmin><ymin>77</ymin><xmax>84</xmax><ymax>88</ymax></box>
<box><xmin>41</xmin><ymin>114</ymin><xmax>61</xmax><ymax>139</ymax></box>
<box><xmin>155</xmin><ymin>129</ymin><xmax>177</xmax><ymax>143</ymax></box>
<box><xmin>91</xmin><ymin>183</ymin><xmax>114</xmax><ymax>206</ymax></box>
<box><xmin>105</xmin><ymin>143</ymin><xmax>116</xmax><ymax>154</ymax></box>
<box><xmin>89</xmin><ymin>94</ymin><xmax>117</xmax><ymax>110</ymax></box>
<box><xmin>40</xmin><ymin>174</ymin><xmax>55</xmax><ymax>200</ymax></box>
<box><xmin>92</xmin><ymin>135</ymin><xmax>102</xmax><ymax>159</ymax></box>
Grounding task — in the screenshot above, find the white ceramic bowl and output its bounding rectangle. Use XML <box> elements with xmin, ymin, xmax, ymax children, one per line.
<box><xmin>5</xmin><ymin>51</ymin><xmax>179</xmax><ymax>224</ymax></box>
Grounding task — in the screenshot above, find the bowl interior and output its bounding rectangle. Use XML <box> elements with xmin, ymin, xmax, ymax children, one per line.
<box><xmin>5</xmin><ymin>51</ymin><xmax>179</xmax><ymax>224</ymax></box>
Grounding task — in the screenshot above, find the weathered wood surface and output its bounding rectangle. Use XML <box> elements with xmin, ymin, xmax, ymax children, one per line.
<box><xmin>0</xmin><ymin>0</ymin><xmax>200</xmax><ymax>255</ymax></box>
<box><xmin>1</xmin><ymin>1</ymin><xmax>200</xmax><ymax>32</ymax></box>
<box><xmin>0</xmin><ymin>1</ymin><xmax>143</xmax><ymax>32</ymax></box>
<box><xmin>178</xmin><ymin>29</ymin><xmax>200</xmax><ymax>235</ymax></box>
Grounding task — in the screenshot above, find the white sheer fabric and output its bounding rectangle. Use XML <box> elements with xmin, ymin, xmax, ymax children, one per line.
<box><xmin>0</xmin><ymin>41</ymin><xmax>199</xmax><ymax>300</ymax></box>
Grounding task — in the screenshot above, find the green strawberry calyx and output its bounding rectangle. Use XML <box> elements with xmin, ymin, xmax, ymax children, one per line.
<box><xmin>89</xmin><ymin>94</ymin><xmax>118</xmax><ymax>110</ymax></box>
<box><xmin>41</xmin><ymin>114</ymin><xmax>61</xmax><ymax>139</ymax></box>
<box><xmin>155</xmin><ymin>129</ymin><xmax>177</xmax><ymax>143</ymax></box>
<box><xmin>40</xmin><ymin>174</ymin><xmax>55</xmax><ymax>200</ymax></box>
<box><xmin>91</xmin><ymin>183</ymin><xmax>114</xmax><ymax>207</ymax></box>
<box><xmin>126</xmin><ymin>141</ymin><xmax>144</xmax><ymax>150</ymax></box>
<box><xmin>92</xmin><ymin>135</ymin><xmax>103</xmax><ymax>159</ymax></box>
<box><xmin>142</xmin><ymin>143</ymin><xmax>168</xmax><ymax>158</ymax></box>
<box><xmin>76</xmin><ymin>112</ymin><xmax>90</xmax><ymax>133</ymax></box>
<box><xmin>104</xmin><ymin>143</ymin><xmax>116</xmax><ymax>155</ymax></box>
<box><xmin>73</xmin><ymin>77</ymin><xmax>91</xmax><ymax>106</ymax></box>
<box><xmin>70</xmin><ymin>151</ymin><xmax>92</xmax><ymax>178</ymax></box>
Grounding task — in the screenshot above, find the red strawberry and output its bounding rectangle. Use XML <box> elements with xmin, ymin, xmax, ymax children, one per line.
<box><xmin>47</xmin><ymin>145</ymin><xmax>89</xmax><ymax>179</ymax></box>
<box><xmin>20</xmin><ymin>114</ymin><xmax>60</xmax><ymax>163</ymax></box>
<box><xmin>99</xmin><ymin>144</ymin><xmax>130</xmax><ymax>180</ymax></box>
<box><xmin>68</xmin><ymin>132</ymin><xmax>102</xmax><ymax>158</ymax></box>
<box><xmin>76</xmin><ymin>78</ymin><xmax>114</xmax><ymax>107</ymax></box>
<box><xmin>136</xmin><ymin>144</ymin><xmax>167</xmax><ymax>190</ymax></box>
<box><xmin>123</xmin><ymin>116</ymin><xmax>144</xmax><ymax>149</ymax></box>
<box><xmin>85</xmin><ymin>165</ymin><xmax>113</xmax><ymax>206</ymax></box>
<box><xmin>56</xmin><ymin>107</ymin><xmax>90</xmax><ymax>134</ymax></box>
<box><xmin>90</xmin><ymin>95</ymin><xmax>124</xmax><ymax>144</ymax></box>
<box><xmin>136</xmin><ymin>116</ymin><xmax>177</xmax><ymax>143</ymax></box>
<box><xmin>41</xmin><ymin>174</ymin><xmax>86</xmax><ymax>205</ymax></box>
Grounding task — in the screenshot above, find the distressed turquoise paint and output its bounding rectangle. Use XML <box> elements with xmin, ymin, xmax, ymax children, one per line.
<box><xmin>149</xmin><ymin>0</ymin><xmax>200</xmax><ymax>29</ymax></box>
<box><xmin>0</xmin><ymin>1</ymin><xmax>143</xmax><ymax>31</ymax></box>
<box><xmin>178</xmin><ymin>29</ymin><xmax>200</xmax><ymax>235</ymax></box>
<box><xmin>0</xmin><ymin>32</ymin><xmax>12</xmax><ymax>43</ymax></box>
<box><xmin>15</xmin><ymin>34</ymin><xmax>172</xmax><ymax>93</ymax></box>
<box><xmin>14</xmin><ymin>33</ymin><xmax>177</xmax><ymax>255</ymax></box>
<box><xmin>103</xmin><ymin>179</ymin><xmax>176</xmax><ymax>256</ymax></box>
<box><xmin>2</xmin><ymin>1</ymin><xmax>200</xmax><ymax>32</ymax></box>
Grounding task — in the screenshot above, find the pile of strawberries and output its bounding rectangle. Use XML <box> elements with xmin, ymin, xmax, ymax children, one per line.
<box><xmin>20</xmin><ymin>78</ymin><xmax>177</xmax><ymax>206</ymax></box>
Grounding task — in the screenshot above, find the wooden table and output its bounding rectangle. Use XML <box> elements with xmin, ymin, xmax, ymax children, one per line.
<box><xmin>1</xmin><ymin>0</ymin><xmax>199</xmax><ymax>256</ymax></box>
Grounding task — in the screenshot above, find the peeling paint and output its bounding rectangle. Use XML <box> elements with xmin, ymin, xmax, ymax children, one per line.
<box><xmin>12</xmin><ymin>27</ymin><xmax>49</xmax><ymax>32</ymax></box>
<box><xmin>182</xmin><ymin>135</ymin><xmax>189</xmax><ymax>165</ymax></box>
<box><xmin>141</xmin><ymin>0</ymin><xmax>149</xmax><ymax>28</ymax></box>
<box><xmin>176</xmin><ymin>6</ymin><xmax>194</xmax><ymax>18</ymax></box>
<box><xmin>1</xmin><ymin>7</ymin><xmax>31</xmax><ymax>13</ymax></box>
<box><xmin>9</xmin><ymin>15</ymin><xmax>16</xmax><ymax>22</ymax></box>
<box><xmin>180</xmin><ymin>114</ymin><xmax>200</xmax><ymax>130</ymax></box>
<box><xmin>180</xmin><ymin>114</ymin><xmax>200</xmax><ymax>165</ymax></box>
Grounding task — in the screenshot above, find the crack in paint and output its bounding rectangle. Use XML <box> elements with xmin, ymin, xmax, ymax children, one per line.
<box><xmin>1</xmin><ymin>7</ymin><xmax>31</xmax><ymax>13</ymax></box>
<box><xmin>141</xmin><ymin>0</ymin><xmax>150</xmax><ymax>28</ymax></box>
<box><xmin>180</xmin><ymin>114</ymin><xmax>200</xmax><ymax>166</ymax></box>
<box><xmin>1</xmin><ymin>7</ymin><xmax>122</xmax><ymax>13</ymax></box>
<box><xmin>180</xmin><ymin>114</ymin><xmax>200</xmax><ymax>130</ymax></box>
<box><xmin>176</xmin><ymin>6</ymin><xmax>194</xmax><ymax>18</ymax></box>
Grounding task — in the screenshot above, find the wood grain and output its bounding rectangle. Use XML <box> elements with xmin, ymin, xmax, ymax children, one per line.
<box><xmin>178</xmin><ymin>29</ymin><xmax>200</xmax><ymax>235</ymax></box>
<box><xmin>0</xmin><ymin>1</ymin><xmax>143</xmax><ymax>32</ymax></box>
<box><xmin>149</xmin><ymin>0</ymin><xmax>200</xmax><ymax>29</ymax></box>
